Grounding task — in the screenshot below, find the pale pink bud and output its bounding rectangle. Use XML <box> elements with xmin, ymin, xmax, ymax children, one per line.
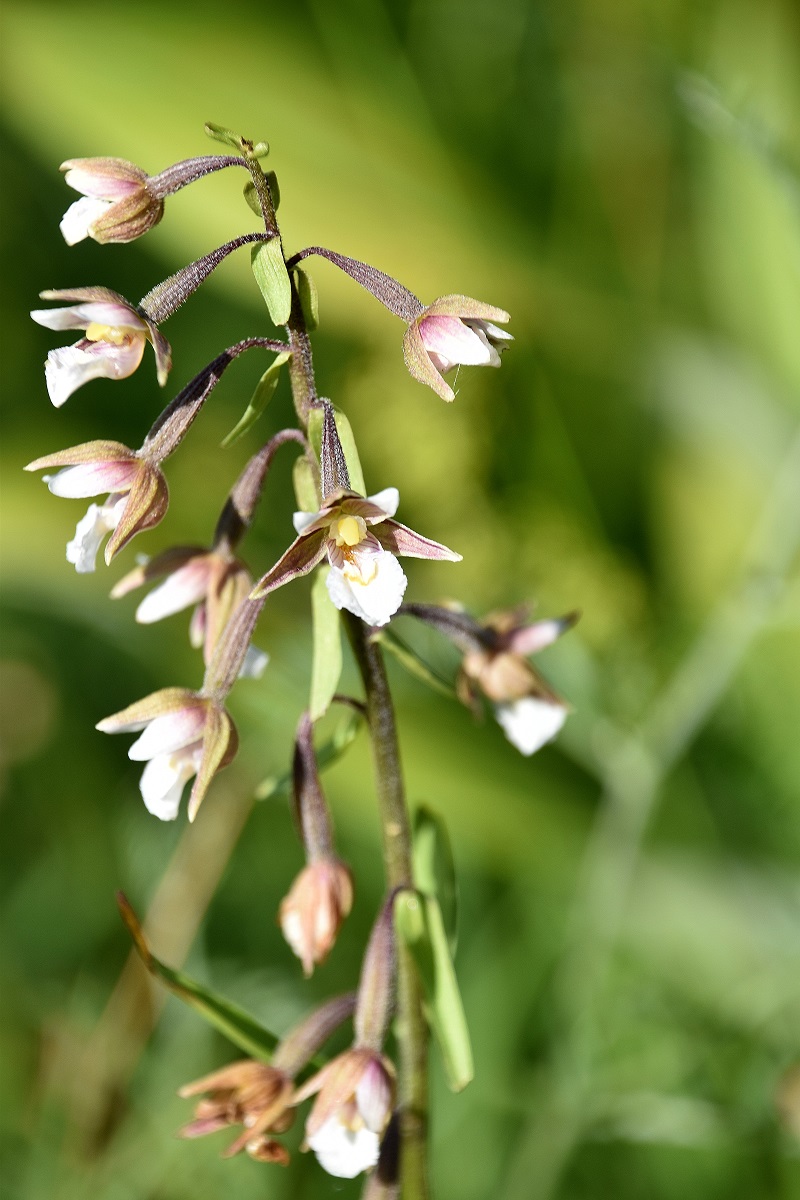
<box><xmin>280</xmin><ymin>859</ymin><xmax>353</xmax><ymax>976</ymax></box>
<box><xmin>60</xmin><ymin>157</ymin><xmax>163</xmax><ymax>246</ymax></box>
<box><xmin>403</xmin><ymin>294</ymin><xmax>512</xmax><ymax>401</ymax></box>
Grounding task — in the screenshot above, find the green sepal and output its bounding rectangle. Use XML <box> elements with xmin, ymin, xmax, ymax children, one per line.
<box><xmin>293</xmin><ymin>266</ymin><xmax>319</xmax><ymax>331</ymax></box>
<box><xmin>308</xmin><ymin>405</ymin><xmax>366</xmax><ymax>496</ymax></box>
<box><xmin>251</xmin><ymin>239</ymin><xmax>292</xmax><ymax>326</ymax></box>
<box><xmin>293</xmin><ymin>454</ymin><xmax>320</xmax><ymax>512</ymax></box>
<box><xmin>256</xmin><ymin>709</ymin><xmax>362</xmax><ymax>800</ymax></box>
<box><xmin>243</xmin><ymin>172</ymin><xmax>280</xmax><ymax>216</ymax></box>
<box><xmin>370</xmin><ymin>629</ymin><xmax>457</xmax><ymax>699</ymax></box>
<box><xmin>413</xmin><ymin>806</ymin><xmax>458</xmax><ymax>953</ymax></box>
<box><xmin>396</xmin><ymin>891</ymin><xmax>473</xmax><ymax>1092</ymax></box>
<box><xmin>221</xmin><ymin>351</ymin><xmax>290</xmax><ymax>447</ymax></box>
<box><xmin>117</xmin><ymin>892</ymin><xmax>279</xmax><ymax>1061</ymax></box>
<box><xmin>310</xmin><ymin>566</ymin><xmax>343</xmax><ymax>721</ymax></box>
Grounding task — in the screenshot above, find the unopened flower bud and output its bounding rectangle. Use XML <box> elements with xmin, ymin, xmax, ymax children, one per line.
<box><xmin>280</xmin><ymin>858</ymin><xmax>354</xmax><ymax>977</ymax></box>
<box><xmin>59</xmin><ymin>157</ymin><xmax>163</xmax><ymax>246</ymax></box>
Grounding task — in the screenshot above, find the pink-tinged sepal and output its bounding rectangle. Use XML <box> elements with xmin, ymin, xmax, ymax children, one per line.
<box><xmin>403</xmin><ymin>293</ymin><xmax>512</xmax><ymax>401</ymax></box>
<box><xmin>105</xmin><ymin>463</ymin><xmax>168</xmax><ymax>563</ymax></box>
<box><xmin>251</xmin><ymin>529</ymin><xmax>328</xmax><ymax>599</ymax></box>
<box><xmin>505</xmin><ymin>611</ymin><xmax>580</xmax><ymax>656</ymax></box>
<box><xmin>374</xmin><ymin>520</ymin><xmax>461</xmax><ymax>562</ymax></box>
<box><xmin>177</xmin><ymin>1059</ymin><xmax>295</xmax><ymax>1162</ymax></box>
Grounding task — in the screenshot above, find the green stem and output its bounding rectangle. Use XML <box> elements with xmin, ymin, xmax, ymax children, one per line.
<box><xmin>346</xmin><ymin>615</ymin><xmax>430</xmax><ymax>1200</ymax></box>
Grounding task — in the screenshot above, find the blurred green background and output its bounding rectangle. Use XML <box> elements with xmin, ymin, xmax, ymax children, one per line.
<box><xmin>2</xmin><ymin>1</ymin><xmax>800</xmax><ymax>1197</ymax></box>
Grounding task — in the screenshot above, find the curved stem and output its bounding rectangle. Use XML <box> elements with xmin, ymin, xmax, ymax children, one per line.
<box><xmin>346</xmin><ymin>615</ymin><xmax>430</xmax><ymax>1200</ymax></box>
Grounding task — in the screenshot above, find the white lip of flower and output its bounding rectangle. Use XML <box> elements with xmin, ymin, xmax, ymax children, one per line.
<box><xmin>60</xmin><ymin>196</ymin><xmax>116</xmax><ymax>246</ymax></box>
<box><xmin>31</xmin><ymin>302</ymin><xmax>149</xmax><ymax>408</ymax></box>
<box><xmin>66</xmin><ymin>495</ymin><xmax>128</xmax><ymax>573</ymax></box>
<box><xmin>495</xmin><ymin>697</ymin><xmax>568</xmax><ymax>756</ymax></box>
<box><xmin>307</xmin><ymin>1104</ymin><xmax>381</xmax><ymax>1180</ymax></box>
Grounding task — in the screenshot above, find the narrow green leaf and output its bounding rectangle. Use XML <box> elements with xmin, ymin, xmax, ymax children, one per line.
<box><xmin>293</xmin><ymin>266</ymin><xmax>319</xmax><ymax>330</ymax></box>
<box><xmin>221</xmin><ymin>351</ymin><xmax>290</xmax><ymax>447</ymax></box>
<box><xmin>310</xmin><ymin>566</ymin><xmax>343</xmax><ymax>721</ymax></box>
<box><xmin>396</xmin><ymin>892</ymin><xmax>473</xmax><ymax>1092</ymax></box>
<box><xmin>371</xmin><ymin>629</ymin><xmax>457</xmax><ymax>699</ymax></box>
<box><xmin>204</xmin><ymin>121</ymin><xmax>242</xmax><ymax>150</ymax></box>
<box><xmin>251</xmin><ymin>239</ymin><xmax>292</xmax><ymax>326</ymax></box>
<box><xmin>256</xmin><ymin>710</ymin><xmax>362</xmax><ymax>800</ymax></box>
<box><xmin>413</xmin><ymin>806</ymin><xmax>458</xmax><ymax>953</ymax></box>
<box><xmin>243</xmin><ymin>172</ymin><xmax>280</xmax><ymax>216</ymax></box>
<box><xmin>293</xmin><ymin>454</ymin><xmax>320</xmax><ymax>512</ymax></box>
<box><xmin>117</xmin><ymin>892</ymin><xmax>279</xmax><ymax>1061</ymax></box>
<box><xmin>308</xmin><ymin>405</ymin><xmax>366</xmax><ymax>496</ymax></box>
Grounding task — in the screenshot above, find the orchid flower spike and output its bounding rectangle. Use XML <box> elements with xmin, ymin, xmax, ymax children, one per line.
<box><xmin>97</xmin><ymin>687</ymin><xmax>238</xmax><ymax>821</ymax></box>
<box><xmin>403</xmin><ymin>602</ymin><xmax>578</xmax><ymax>755</ymax></box>
<box><xmin>403</xmin><ymin>294</ymin><xmax>512</xmax><ymax>401</ymax></box>
<box><xmin>59</xmin><ymin>157</ymin><xmax>164</xmax><ymax>246</ymax></box>
<box><xmin>31</xmin><ymin>287</ymin><xmax>171</xmax><ymax>407</ymax></box>
<box><xmin>25</xmin><ymin>440</ymin><xmax>168</xmax><ymax>572</ymax></box>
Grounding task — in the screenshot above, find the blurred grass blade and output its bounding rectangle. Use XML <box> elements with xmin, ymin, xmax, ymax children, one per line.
<box><xmin>256</xmin><ymin>709</ymin><xmax>363</xmax><ymax>800</ymax></box>
<box><xmin>221</xmin><ymin>351</ymin><xmax>290</xmax><ymax>446</ymax></box>
<box><xmin>117</xmin><ymin>892</ymin><xmax>279</xmax><ymax>1061</ymax></box>
<box><xmin>396</xmin><ymin>891</ymin><xmax>473</xmax><ymax>1092</ymax></box>
<box><xmin>413</xmin><ymin>805</ymin><xmax>458</xmax><ymax>953</ymax></box>
<box><xmin>251</xmin><ymin>239</ymin><xmax>292</xmax><ymax>325</ymax></box>
<box><xmin>310</xmin><ymin>565</ymin><xmax>343</xmax><ymax>720</ymax></box>
<box><xmin>372</xmin><ymin>628</ymin><xmax>456</xmax><ymax>698</ymax></box>
<box><xmin>308</xmin><ymin>405</ymin><xmax>366</xmax><ymax>495</ymax></box>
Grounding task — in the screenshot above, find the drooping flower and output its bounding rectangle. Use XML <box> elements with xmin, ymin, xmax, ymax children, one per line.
<box><xmin>111</xmin><ymin>546</ymin><xmax>266</xmax><ymax>674</ymax></box>
<box><xmin>403</xmin><ymin>294</ymin><xmax>512</xmax><ymax>401</ymax></box>
<box><xmin>96</xmin><ymin>687</ymin><xmax>238</xmax><ymax>821</ymax></box>
<box><xmin>59</xmin><ymin>157</ymin><xmax>164</xmax><ymax>246</ymax></box>
<box><xmin>31</xmin><ymin>287</ymin><xmax>171</xmax><ymax>406</ymax></box>
<box><xmin>295</xmin><ymin>1048</ymin><xmax>395</xmax><ymax>1179</ymax></box>
<box><xmin>177</xmin><ymin>993</ymin><xmax>356</xmax><ymax>1167</ymax></box>
<box><xmin>403</xmin><ymin>603</ymin><xmax>578</xmax><ymax>755</ymax></box>
<box><xmin>25</xmin><ymin>440</ymin><xmax>168</xmax><ymax>572</ymax></box>
<box><xmin>252</xmin><ymin>486</ymin><xmax>461</xmax><ymax>627</ymax></box>
<box><xmin>178</xmin><ymin>1060</ymin><xmax>295</xmax><ymax>1163</ymax></box>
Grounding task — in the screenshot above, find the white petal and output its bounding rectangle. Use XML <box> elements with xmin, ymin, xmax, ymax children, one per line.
<box><xmin>419</xmin><ymin>315</ymin><xmax>495</xmax><ymax>367</ymax></box>
<box><xmin>326</xmin><ymin>550</ymin><xmax>407</xmax><ymax>627</ymax></box>
<box><xmin>139</xmin><ymin>750</ymin><xmax>199</xmax><ymax>820</ymax></box>
<box><xmin>127</xmin><ymin>711</ymin><xmax>206</xmax><ymax>761</ymax></box>
<box><xmin>46</xmin><ymin>460</ymin><xmax>137</xmax><ymax>499</ymax></box>
<box><xmin>495</xmin><ymin>698</ymin><xmax>567</xmax><ymax>756</ymax></box>
<box><xmin>366</xmin><ymin>487</ymin><xmax>399</xmax><ymax>518</ymax></box>
<box><xmin>308</xmin><ymin>1114</ymin><xmax>380</xmax><ymax>1179</ymax></box>
<box><xmin>65</xmin><ymin>498</ymin><xmax>125</xmax><ymax>573</ymax></box>
<box><xmin>293</xmin><ymin>508</ymin><xmax>323</xmax><ymax>535</ymax></box>
<box><xmin>59</xmin><ymin>196</ymin><xmax>113</xmax><ymax>245</ymax></box>
<box><xmin>43</xmin><ymin>337</ymin><xmax>145</xmax><ymax>407</ymax></box>
<box><xmin>238</xmin><ymin>645</ymin><xmax>269</xmax><ymax>680</ymax></box>
<box><xmin>135</xmin><ymin>560</ymin><xmax>213</xmax><ymax>624</ymax></box>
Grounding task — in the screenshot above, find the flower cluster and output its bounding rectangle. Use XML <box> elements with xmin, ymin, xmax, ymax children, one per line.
<box><xmin>28</xmin><ymin>127</ymin><xmax>578</xmax><ymax>1191</ymax></box>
